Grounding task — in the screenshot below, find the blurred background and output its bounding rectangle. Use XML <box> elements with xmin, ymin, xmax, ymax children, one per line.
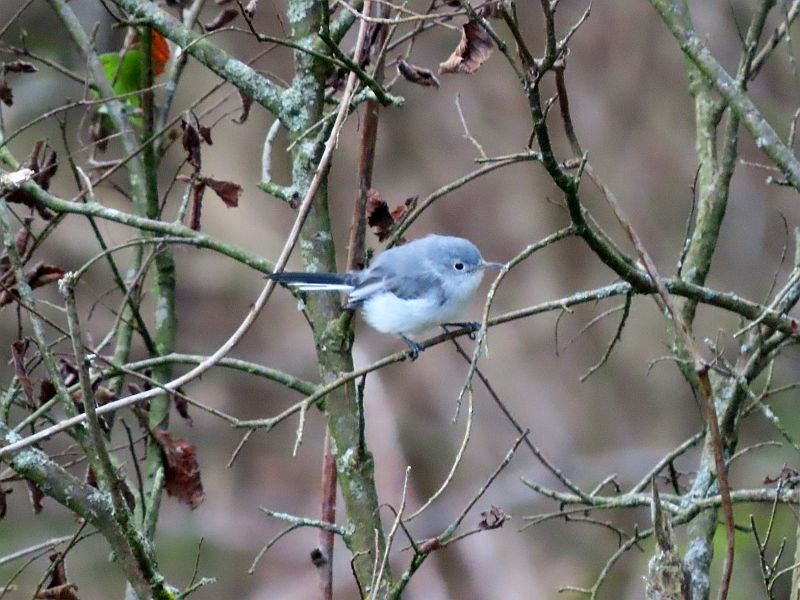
<box><xmin>1</xmin><ymin>0</ymin><xmax>800</xmax><ymax>597</ymax></box>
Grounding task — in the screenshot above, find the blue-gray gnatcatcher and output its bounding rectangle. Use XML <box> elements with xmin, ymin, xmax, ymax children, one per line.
<box><xmin>268</xmin><ymin>235</ymin><xmax>504</xmax><ymax>359</ymax></box>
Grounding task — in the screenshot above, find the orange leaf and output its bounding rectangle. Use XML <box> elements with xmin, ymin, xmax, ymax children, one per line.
<box><xmin>150</xmin><ymin>31</ymin><xmax>170</xmax><ymax>75</ymax></box>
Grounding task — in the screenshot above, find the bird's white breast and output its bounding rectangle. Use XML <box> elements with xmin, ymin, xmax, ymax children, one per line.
<box><xmin>361</xmin><ymin>271</ymin><xmax>484</xmax><ymax>337</ymax></box>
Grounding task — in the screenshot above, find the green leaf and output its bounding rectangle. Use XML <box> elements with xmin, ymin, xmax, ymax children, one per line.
<box><xmin>99</xmin><ymin>49</ymin><xmax>144</xmax><ymax>100</ymax></box>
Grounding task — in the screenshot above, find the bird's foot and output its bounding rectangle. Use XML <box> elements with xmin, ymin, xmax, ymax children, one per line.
<box><xmin>400</xmin><ymin>336</ymin><xmax>422</xmax><ymax>361</ymax></box>
<box><xmin>443</xmin><ymin>321</ymin><xmax>481</xmax><ymax>340</ymax></box>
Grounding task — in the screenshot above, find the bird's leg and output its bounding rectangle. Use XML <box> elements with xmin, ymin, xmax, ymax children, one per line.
<box><xmin>442</xmin><ymin>322</ymin><xmax>481</xmax><ymax>340</ymax></box>
<box><xmin>400</xmin><ymin>335</ymin><xmax>422</xmax><ymax>361</ymax></box>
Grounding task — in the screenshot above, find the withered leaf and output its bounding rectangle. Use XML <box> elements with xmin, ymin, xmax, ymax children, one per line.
<box><xmin>154</xmin><ymin>430</ymin><xmax>205</xmax><ymax>509</ymax></box>
<box><xmin>764</xmin><ymin>463</ymin><xmax>800</xmax><ymax>485</ymax></box>
<box><xmin>476</xmin><ymin>1</ymin><xmax>503</xmax><ymax>19</ymax></box>
<box><xmin>4</xmin><ymin>61</ymin><xmax>37</xmax><ymax>74</ymax></box>
<box><xmin>119</xmin><ymin>477</ymin><xmax>136</xmax><ymax>511</ymax></box>
<box><xmin>189</xmin><ymin>181</ymin><xmax>206</xmax><ymax>231</ymax></box>
<box><xmin>180</xmin><ymin>117</ymin><xmax>202</xmax><ymax>171</ymax></box>
<box><xmin>391</xmin><ymin>196</ymin><xmax>417</xmax><ymax>226</ymax></box>
<box><xmin>173</xmin><ymin>390</ymin><xmax>192</xmax><ymax>424</ymax></box>
<box><xmin>34</xmin><ymin>583</ymin><xmax>79</xmax><ymax>600</ymax></box>
<box><xmin>234</xmin><ymin>90</ymin><xmax>252</xmax><ymax>124</ymax></box>
<box><xmin>478</xmin><ymin>504</ymin><xmax>508</xmax><ymax>529</ymax></box>
<box><xmin>59</xmin><ymin>359</ymin><xmax>79</xmax><ymax>388</ymax></box>
<box><xmin>205</xmin><ymin>8</ymin><xmax>238</xmax><ymax>31</ymax></box>
<box><xmin>198</xmin><ymin>125</ymin><xmax>213</xmax><ymax>146</ymax></box>
<box><xmin>0</xmin><ymin>80</ymin><xmax>12</xmax><ymax>106</ymax></box>
<box><xmin>11</xmin><ymin>339</ymin><xmax>34</xmax><ymax>409</ymax></box>
<box><xmin>89</xmin><ymin>114</ymin><xmax>111</xmax><ymax>153</ymax></box>
<box><xmin>205</xmin><ymin>178</ymin><xmax>242</xmax><ymax>208</ymax></box>
<box><xmin>48</xmin><ymin>553</ymin><xmax>67</xmax><ymax>587</ymax></box>
<box><xmin>0</xmin><ymin>264</ymin><xmax>65</xmax><ymax>308</ymax></box>
<box><xmin>438</xmin><ymin>21</ymin><xmax>494</xmax><ymax>75</ymax></box>
<box><xmin>37</xmin><ymin>553</ymin><xmax>79</xmax><ymax>600</ymax></box>
<box><xmin>310</xmin><ymin>548</ymin><xmax>327</xmax><ymax>567</ymax></box>
<box><xmin>93</xmin><ymin>386</ymin><xmax>116</xmax><ymax>406</ymax></box>
<box><xmin>127</xmin><ymin>381</ymin><xmax>148</xmax><ymax>396</ymax></box>
<box><xmin>85</xmin><ymin>465</ymin><xmax>97</xmax><ymax>489</ymax></box>
<box><xmin>325</xmin><ymin>66</ymin><xmax>347</xmax><ymax>92</ymax></box>
<box><xmin>39</xmin><ymin>379</ymin><xmax>56</xmax><ymax>405</ymax></box>
<box><xmin>0</xmin><ymin>486</ymin><xmax>10</xmax><ymax>519</ymax></box>
<box><xmin>397</xmin><ymin>59</ymin><xmax>440</xmax><ymax>88</ymax></box>
<box><xmin>366</xmin><ymin>189</ymin><xmax>394</xmax><ymax>242</ymax></box>
<box><xmin>4</xmin><ymin>142</ymin><xmax>57</xmax><ymax>219</ymax></box>
<box><xmin>366</xmin><ymin>190</ymin><xmax>414</xmax><ymax>244</ymax></box>
<box><xmin>15</xmin><ymin>219</ymin><xmax>33</xmax><ymax>256</ymax></box>
<box><xmin>27</xmin><ymin>263</ymin><xmax>65</xmax><ymax>289</ymax></box>
<box><xmin>27</xmin><ymin>479</ymin><xmax>44</xmax><ymax>514</ymax></box>
<box><xmin>29</xmin><ymin>141</ymin><xmax>58</xmax><ymax>191</ymax></box>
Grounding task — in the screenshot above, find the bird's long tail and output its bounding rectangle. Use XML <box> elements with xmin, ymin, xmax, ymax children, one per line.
<box><xmin>266</xmin><ymin>272</ymin><xmax>354</xmax><ymax>292</ymax></box>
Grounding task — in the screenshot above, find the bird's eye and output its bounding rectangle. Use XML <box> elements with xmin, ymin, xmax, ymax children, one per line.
<box><xmin>454</xmin><ymin>262</ymin><xmax>464</xmax><ymax>271</ymax></box>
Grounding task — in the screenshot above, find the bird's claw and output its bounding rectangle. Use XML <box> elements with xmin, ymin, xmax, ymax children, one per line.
<box><xmin>401</xmin><ymin>336</ymin><xmax>422</xmax><ymax>361</ymax></box>
<box><xmin>444</xmin><ymin>321</ymin><xmax>481</xmax><ymax>340</ymax></box>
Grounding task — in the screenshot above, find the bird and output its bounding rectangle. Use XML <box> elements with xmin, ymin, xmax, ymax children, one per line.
<box><xmin>267</xmin><ymin>235</ymin><xmax>504</xmax><ymax>359</ymax></box>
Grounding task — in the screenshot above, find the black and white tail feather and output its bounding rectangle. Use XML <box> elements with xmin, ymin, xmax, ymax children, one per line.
<box><xmin>267</xmin><ymin>272</ymin><xmax>356</xmax><ymax>293</ymax></box>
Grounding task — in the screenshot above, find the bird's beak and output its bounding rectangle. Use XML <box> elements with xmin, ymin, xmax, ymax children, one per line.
<box><xmin>481</xmin><ymin>260</ymin><xmax>505</xmax><ymax>270</ymax></box>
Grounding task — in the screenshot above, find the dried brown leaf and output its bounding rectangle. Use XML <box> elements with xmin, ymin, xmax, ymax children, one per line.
<box><xmin>0</xmin><ymin>263</ymin><xmax>67</xmax><ymax>307</ymax></box>
<box><xmin>0</xmin><ymin>486</ymin><xmax>10</xmax><ymax>519</ymax></box>
<box><xmin>27</xmin><ymin>479</ymin><xmax>44</xmax><ymax>514</ymax></box>
<box><xmin>0</xmin><ymin>286</ymin><xmax>14</xmax><ymax>307</ymax></box>
<box><xmin>35</xmin><ymin>583</ymin><xmax>79</xmax><ymax>600</ymax></box>
<box><xmin>366</xmin><ymin>189</ymin><xmax>394</xmax><ymax>242</ymax></box>
<box><xmin>4</xmin><ymin>61</ymin><xmax>37</xmax><ymax>74</ymax></box>
<box><xmin>59</xmin><ymin>359</ymin><xmax>79</xmax><ymax>387</ymax></box>
<box><xmin>438</xmin><ymin>21</ymin><xmax>493</xmax><ymax>75</ymax></box>
<box><xmin>397</xmin><ymin>59</ymin><xmax>439</xmax><ymax>88</ymax></box>
<box><xmin>173</xmin><ymin>390</ymin><xmax>192</xmax><ymax>424</ymax></box>
<box><xmin>205</xmin><ymin>8</ymin><xmax>238</xmax><ymax>31</ymax></box>
<box><xmin>205</xmin><ymin>178</ymin><xmax>242</xmax><ymax>208</ymax></box>
<box><xmin>11</xmin><ymin>339</ymin><xmax>34</xmax><ymax>408</ymax></box>
<box><xmin>478</xmin><ymin>504</ymin><xmax>507</xmax><ymax>529</ymax></box>
<box><xmin>764</xmin><ymin>463</ymin><xmax>800</xmax><ymax>485</ymax></box>
<box><xmin>37</xmin><ymin>553</ymin><xmax>79</xmax><ymax>600</ymax></box>
<box><xmin>0</xmin><ymin>80</ymin><xmax>12</xmax><ymax>106</ymax></box>
<box><xmin>4</xmin><ymin>142</ymin><xmax>57</xmax><ymax>219</ymax></box>
<box><xmin>119</xmin><ymin>477</ymin><xmax>136</xmax><ymax>511</ymax></box>
<box><xmin>85</xmin><ymin>465</ymin><xmax>97</xmax><ymax>489</ymax></box>
<box><xmin>15</xmin><ymin>219</ymin><xmax>33</xmax><ymax>256</ymax></box>
<box><xmin>89</xmin><ymin>114</ymin><xmax>110</xmax><ymax>153</ymax></box>
<box><xmin>27</xmin><ymin>263</ymin><xmax>65</xmax><ymax>289</ymax></box>
<box><xmin>198</xmin><ymin>125</ymin><xmax>213</xmax><ymax>145</ymax></box>
<box><xmin>181</xmin><ymin>117</ymin><xmax>202</xmax><ymax>171</ymax></box>
<box><xmin>93</xmin><ymin>386</ymin><xmax>116</xmax><ymax>406</ymax></box>
<box><xmin>476</xmin><ymin>1</ymin><xmax>503</xmax><ymax>19</ymax></box>
<box><xmin>310</xmin><ymin>548</ymin><xmax>326</xmax><ymax>567</ymax></box>
<box><xmin>189</xmin><ymin>181</ymin><xmax>205</xmax><ymax>231</ymax></box>
<box><xmin>390</xmin><ymin>196</ymin><xmax>417</xmax><ymax>226</ymax></box>
<box><xmin>234</xmin><ymin>90</ymin><xmax>252</xmax><ymax>124</ymax></box>
<box><xmin>154</xmin><ymin>430</ymin><xmax>205</xmax><ymax>509</ymax></box>
<box><xmin>39</xmin><ymin>379</ymin><xmax>56</xmax><ymax>405</ymax></box>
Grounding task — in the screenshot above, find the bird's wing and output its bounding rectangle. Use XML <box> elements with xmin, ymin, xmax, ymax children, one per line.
<box><xmin>345</xmin><ymin>269</ymin><xmax>444</xmax><ymax>309</ymax></box>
